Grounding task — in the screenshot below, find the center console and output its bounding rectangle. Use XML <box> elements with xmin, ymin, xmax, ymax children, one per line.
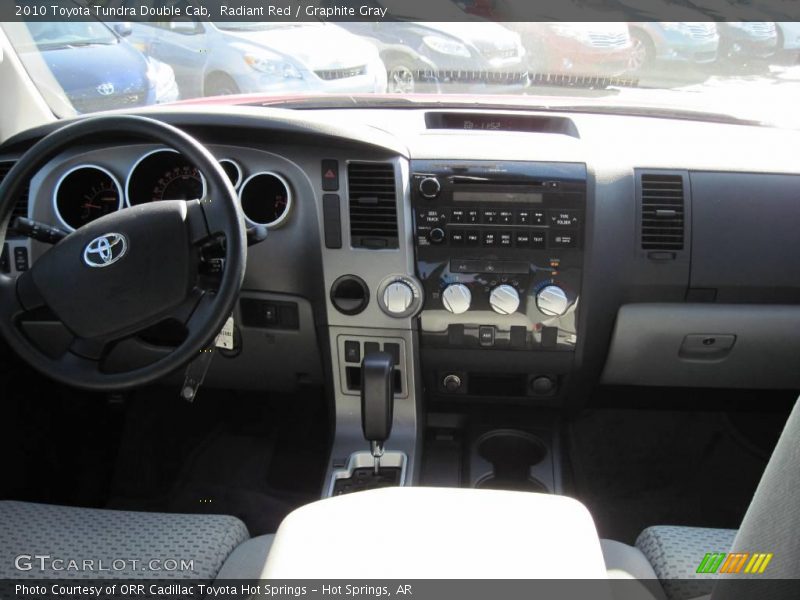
<box><xmin>411</xmin><ymin>160</ymin><xmax>587</xmax><ymax>399</ymax></box>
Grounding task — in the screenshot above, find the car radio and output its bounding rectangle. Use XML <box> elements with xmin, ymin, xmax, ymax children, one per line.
<box><xmin>411</xmin><ymin>160</ymin><xmax>586</xmax><ymax>352</ymax></box>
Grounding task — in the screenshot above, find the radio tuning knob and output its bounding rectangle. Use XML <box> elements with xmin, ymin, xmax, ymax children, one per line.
<box><xmin>428</xmin><ymin>228</ymin><xmax>445</xmax><ymax>244</ymax></box>
<box><xmin>441</xmin><ymin>283</ymin><xmax>471</xmax><ymax>314</ymax></box>
<box><xmin>419</xmin><ymin>177</ymin><xmax>441</xmax><ymax>199</ymax></box>
<box><xmin>536</xmin><ymin>285</ymin><xmax>570</xmax><ymax>317</ymax></box>
<box><xmin>489</xmin><ymin>284</ymin><xmax>520</xmax><ymax>315</ymax></box>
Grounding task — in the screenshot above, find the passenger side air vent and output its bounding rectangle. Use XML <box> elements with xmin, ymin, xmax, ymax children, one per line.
<box><xmin>0</xmin><ymin>161</ymin><xmax>30</xmax><ymax>236</ymax></box>
<box><xmin>640</xmin><ymin>172</ymin><xmax>685</xmax><ymax>251</ymax></box>
<box><xmin>348</xmin><ymin>162</ymin><xmax>398</xmax><ymax>249</ymax></box>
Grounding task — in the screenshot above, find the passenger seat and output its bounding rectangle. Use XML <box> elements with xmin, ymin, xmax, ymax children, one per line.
<box><xmin>602</xmin><ymin>526</ymin><xmax>737</xmax><ymax>600</ymax></box>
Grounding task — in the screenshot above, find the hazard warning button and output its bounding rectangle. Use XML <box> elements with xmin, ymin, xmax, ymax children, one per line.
<box><xmin>322</xmin><ymin>159</ymin><xmax>339</xmax><ymax>191</ymax></box>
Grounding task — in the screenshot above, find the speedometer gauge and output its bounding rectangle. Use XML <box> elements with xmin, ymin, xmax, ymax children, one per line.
<box><xmin>152</xmin><ymin>164</ymin><xmax>204</xmax><ymax>203</ymax></box>
<box><xmin>53</xmin><ymin>165</ymin><xmax>123</xmax><ymax>231</ymax></box>
<box><xmin>126</xmin><ymin>149</ymin><xmax>206</xmax><ymax>206</ymax></box>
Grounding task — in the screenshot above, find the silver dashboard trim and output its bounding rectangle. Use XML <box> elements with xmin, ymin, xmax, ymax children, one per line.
<box><xmin>238</xmin><ymin>170</ymin><xmax>293</xmax><ymax>229</ymax></box>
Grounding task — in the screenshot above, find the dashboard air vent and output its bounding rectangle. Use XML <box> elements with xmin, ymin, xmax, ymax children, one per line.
<box><xmin>0</xmin><ymin>161</ymin><xmax>30</xmax><ymax>236</ymax></box>
<box><xmin>640</xmin><ymin>173</ymin><xmax>685</xmax><ymax>251</ymax></box>
<box><xmin>348</xmin><ymin>162</ymin><xmax>398</xmax><ymax>249</ymax></box>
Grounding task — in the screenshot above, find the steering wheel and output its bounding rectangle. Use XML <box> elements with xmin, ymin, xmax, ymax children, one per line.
<box><xmin>0</xmin><ymin>115</ymin><xmax>247</xmax><ymax>390</ymax></box>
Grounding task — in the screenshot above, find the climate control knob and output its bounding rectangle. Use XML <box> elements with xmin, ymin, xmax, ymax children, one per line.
<box><xmin>441</xmin><ymin>283</ymin><xmax>471</xmax><ymax>314</ymax></box>
<box><xmin>536</xmin><ymin>285</ymin><xmax>570</xmax><ymax>317</ymax></box>
<box><xmin>489</xmin><ymin>284</ymin><xmax>520</xmax><ymax>315</ymax></box>
<box><xmin>382</xmin><ymin>281</ymin><xmax>415</xmax><ymax>315</ymax></box>
<box><xmin>419</xmin><ymin>177</ymin><xmax>441</xmax><ymax>199</ymax></box>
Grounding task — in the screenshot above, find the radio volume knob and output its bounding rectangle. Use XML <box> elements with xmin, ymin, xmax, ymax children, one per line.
<box><xmin>536</xmin><ymin>285</ymin><xmax>569</xmax><ymax>317</ymax></box>
<box><xmin>489</xmin><ymin>284</ymin><xmax>520</xmax><ymax>315</ymax></box>
<box><xmin>442</xmin><ymin>283</ymin><xmax>471</xmax><ymax>314</ymax></box>
<box><xmin>419</xmin><ymin>177</ymin><xmax>441</xmax><ymax>199</ymax></box>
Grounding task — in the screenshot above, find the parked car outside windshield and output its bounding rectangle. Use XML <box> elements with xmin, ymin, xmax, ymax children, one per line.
<box><xmin>126</xmin><ymin>20</ymin><xmax>388</xmax><ymax>97</ymax></box>
<box><xmin>5</xmin><ymin>20</ymin><xmax>178</xmax><ymax>114</ymax></box>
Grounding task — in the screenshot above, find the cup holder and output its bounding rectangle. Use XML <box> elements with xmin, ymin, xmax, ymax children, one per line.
<box><xmin>475</xmin><ymin>429</ymin><xmax>549</xmax><ymax>492</ymax></box>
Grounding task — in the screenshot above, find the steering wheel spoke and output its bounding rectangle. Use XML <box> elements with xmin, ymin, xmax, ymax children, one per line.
<box><xmin>182</xmin><ymin>291</ymin><xmax>219</xmax><ymax>340</ymax></box>
<box><xmin>68</xmin><ymin>335</ymin><xmax>111</xmax><ymax>362</ymax></box>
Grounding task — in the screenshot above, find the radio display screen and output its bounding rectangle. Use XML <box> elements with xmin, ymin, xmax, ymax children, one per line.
<box><xmin>453</xmin><ymin>191</ymin><xmax>544</xmax><ymax>204</ymax></box>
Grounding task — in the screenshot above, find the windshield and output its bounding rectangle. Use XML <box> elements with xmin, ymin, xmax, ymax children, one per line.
<box><xmin>3</xmin><ymin>5</ymin><xmax>800</xmax><ymax>127</ymax></box>
<box><xmin>15</xmin><ymin>21</ymin><xmax>118</xmax><ymax>51</ymax></box>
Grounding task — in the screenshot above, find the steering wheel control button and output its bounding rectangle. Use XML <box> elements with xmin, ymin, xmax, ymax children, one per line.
<box><xmin>344</xmin><ymin>340</ymin><xmax>361</xmax><ymax>364</ymax></box>
<box><xmin>536</xmin><ymin>285</ymin><xmax>570</xmax><ymax>317</ymax></box>
<box><xmin>82</xmin><ymin>233</ymin><xmax>128</xmax><ymax>268</ymax></box>
<box><xmin>479</xmin><ymin>325</ymin><xmax>495</xmax><ymax>347</ymax></box>
<box><xmin>322</xmin><ymin>159</ymin><xmax>339</xmax><ymax>191</ymax></box>
<box><xmin>13</xmin><ymin>246</ymin><xmax>29</xmax><ymax>272</ymax></box>
<box><xmin>442</xmin><ymin>283</ymin><xmax>471</xmax><ymax>314</ymax></box>
<box><xmin>419</xmin><ymin>177</ymin><xmax>441</xmax><ymax>199</ymax></box>
<box><xmin>490</xmin><ymin>284</ymin><xmax>520</xmax><ymax>315</ymax></box>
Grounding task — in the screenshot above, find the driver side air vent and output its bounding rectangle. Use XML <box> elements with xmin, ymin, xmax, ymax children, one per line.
<box><xmin>0</xmin><ymin>161</ymin><xmax>31</xmax><ymax>237</ymax></box>
<box><xmin>348</xmin><ymin>162</ymin><xmax>398</xmax><ymax>249</ymax></box>
<box><xmin>640</xmin><ymin>172</ymin><xmax>685</xmax><ymax>251</ymax></box>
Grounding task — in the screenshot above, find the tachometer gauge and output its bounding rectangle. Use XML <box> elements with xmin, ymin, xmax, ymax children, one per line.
<box><xmin>126</xmin><ymin>149</ymin><xmax>206</xmax><ymax>206</ymax></box>
<box><xmin>53</xmin><ymin>165</ymin><xmax>123</xmax><ymax>231</ymax></box>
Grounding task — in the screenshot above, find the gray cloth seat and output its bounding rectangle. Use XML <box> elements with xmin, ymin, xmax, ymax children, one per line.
<box><xmin>0</xmin><ymin>500</ymin><xmax>253</xmax><ymax>579</ymax></box>
<box><xmin>602</xmin><ymin>526</ymin><xmax>738</xmax><ymax>600</ymax></box>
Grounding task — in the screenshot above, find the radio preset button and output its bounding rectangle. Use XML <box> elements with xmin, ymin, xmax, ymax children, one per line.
<box><xmin>451</xmin><ymin>209</ymin><xmax>465</xmax><ymax>223</ymax></box>
<box><xmin>499</xmin><ymin>210</ymin><xmax>514</xmax><ymax>224</ymax></box>
<box><xmin>482</xmin><ymin>209</ymin><xmax>499</xmax><ymax>224</ymax></box>
<box><xmin>466</xmin><ymin>210</ymin><xmax>480</xmax><ymax>224</ymax></box>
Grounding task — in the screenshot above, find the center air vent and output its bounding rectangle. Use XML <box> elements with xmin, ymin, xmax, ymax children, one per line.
<box><xmin>348</xmin><ymin>162</ymin><xmax>398</xmax><ymax>249</ymax></box>
<box><xmin>640</xmin><ymin>172</ymin><xmax>685</xmax><ymax>251</ymax></box>
<box><xmin>0</xmin><ymin>161</ymin><xmax>31</xmax><ymax>236</ymax></box>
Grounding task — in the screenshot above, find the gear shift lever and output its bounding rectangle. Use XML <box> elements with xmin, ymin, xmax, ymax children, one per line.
<box><xmin>361</xmin><ymin>352</ymin><xmax>394</xmax><ymax>474</ymax></box>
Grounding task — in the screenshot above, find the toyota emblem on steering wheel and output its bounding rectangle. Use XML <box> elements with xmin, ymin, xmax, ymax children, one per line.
<box><xmin>83</xmin><ymin>233</ymin><xmax>128</xmax><ymax>268</ymax></box>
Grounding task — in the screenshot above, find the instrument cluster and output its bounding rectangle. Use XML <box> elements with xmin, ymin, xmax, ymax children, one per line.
<box><xmin>49</xmin><ymin>149</ymin><xmax>292</xmax><ymax>232</ymax></box>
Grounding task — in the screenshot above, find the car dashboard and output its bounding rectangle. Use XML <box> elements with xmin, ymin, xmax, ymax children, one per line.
<box><xmin>3</xmin><ymin>104</ymin><xmax>800</xmax><ymax>420</ymax></box>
